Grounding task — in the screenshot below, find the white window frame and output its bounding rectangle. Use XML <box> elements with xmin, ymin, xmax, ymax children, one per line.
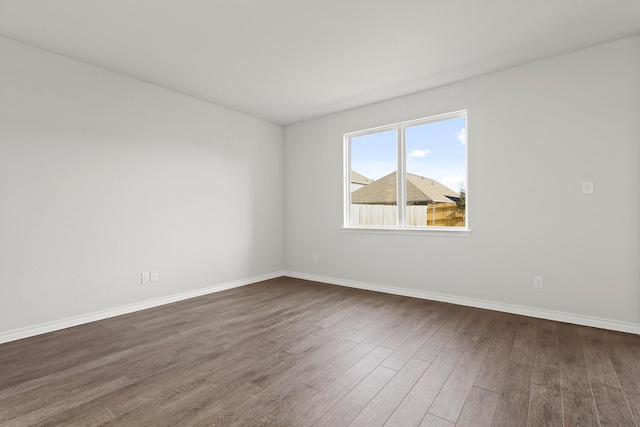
<box><xmin>343</xmin><ymin>110</ymin><xmax>470</xmax><ymax>236</ymax></box>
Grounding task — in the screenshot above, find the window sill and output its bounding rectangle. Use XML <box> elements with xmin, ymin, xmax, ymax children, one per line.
<box><xmin>341</xmin><ymin>226</ymin><xmax>471</xmax><ymax>237</ymax></box>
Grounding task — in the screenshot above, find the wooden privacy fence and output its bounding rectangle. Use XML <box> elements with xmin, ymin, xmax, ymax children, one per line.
<box><xmin>425</xmin><ymin>203</ymin><xmax>465</xmax><ymax>227</ymax></box>
<box><xmin>351</xmin><ymin>203</ymin><xmax>464</xmax><ymax>227</ymax></box>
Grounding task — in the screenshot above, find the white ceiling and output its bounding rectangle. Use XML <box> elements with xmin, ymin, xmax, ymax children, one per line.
<box><xmin>1</xmin><ymin>1</ymin><xmax>640</xmax><ymax>125</ymax></box>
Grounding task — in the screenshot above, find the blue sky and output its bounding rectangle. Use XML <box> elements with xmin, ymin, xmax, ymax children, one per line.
<box><xmin>351</xmin><ymin>117</ymin><xmax>466</xmax><ymax>193</ymax></box>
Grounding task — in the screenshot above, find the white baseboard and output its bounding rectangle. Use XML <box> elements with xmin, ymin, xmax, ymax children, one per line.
<box><xmin>0</xmin><ymin>271</ymin><xmax>285</xmax><ymax>344</ymax></box>
<box><xmin>284</xmin><ymin>271</ymin><xmax>640</xmax><ymax>335</ymax></box>
<box><xmin>3</xmin><ymin>270</ymin><xmax>637</xmax><ymax>344</ymax></box>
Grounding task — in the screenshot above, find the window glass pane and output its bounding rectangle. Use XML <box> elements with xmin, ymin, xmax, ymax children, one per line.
<box><xmin>350</xmin><ymin>129</ymin><xmax>397</xmax><ymax>226</ymax></box>
<box><xmin>405</xmin><ymin>117</ymin><xmax>466</xmax><ymax>227</ymax></box>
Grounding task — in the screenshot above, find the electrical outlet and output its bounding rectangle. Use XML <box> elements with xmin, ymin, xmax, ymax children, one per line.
<box><xmin>313</xmin><ymin>254</ymin><xmax>318</xmax><ymax>263</ymax></box>
<box><xmin>150</xmin><ymin>271</ymin><xmax>158</xmax><ymax>282</ymax></box>
<box><xmin>533</xmin><ymin>276</ymin><xmax>544</xmax><ymax>289</ymax></box>
<box><xmin>141</xmin><ymin>272</ymin><xmax>150</xmax><ymax>284</ymax></box>
<box><xmin>582</xmin><ymin>181</ymin><xmax>594</xmax><ymax>194</ymax></box>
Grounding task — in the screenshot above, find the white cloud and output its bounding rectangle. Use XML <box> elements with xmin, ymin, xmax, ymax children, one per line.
<box><xmin>455</xmin><ymin>128</ymin><xmax>466</xmax><ymax>144</ymax></box>
<box><xmin>409</xmin><ymin>149</ymin><xmax>430</xmax><ymax>158</ymax></box>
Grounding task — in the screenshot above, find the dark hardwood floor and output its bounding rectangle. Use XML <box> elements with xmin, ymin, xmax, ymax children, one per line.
<box><xmin>1</xmin><ymin>277</ymin><xmax>639</xmax><ymax>426</ymax></box>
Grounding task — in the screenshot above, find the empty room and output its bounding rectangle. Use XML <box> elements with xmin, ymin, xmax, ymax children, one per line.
<box><xmin>1</xmin><ymin>1</ymin><xmax>639</xmax><ymax>426</ymax></box>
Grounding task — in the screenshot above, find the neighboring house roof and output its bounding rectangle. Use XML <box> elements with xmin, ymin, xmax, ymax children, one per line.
<box><xmin>351</xmin><ymin>171</ymin><xmax>373</xmax><ymax>186</ymax></box>
<box><xmin>351</xmin><ymin>171</ymin><xmax>459</xmax><ymax>205</ymax></box>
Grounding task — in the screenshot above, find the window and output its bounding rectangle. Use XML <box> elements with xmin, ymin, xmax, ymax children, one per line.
<box><xmin>344</xmin><ymin>111</ymin><xmax>467</xmax><ymax>232</ymax></box>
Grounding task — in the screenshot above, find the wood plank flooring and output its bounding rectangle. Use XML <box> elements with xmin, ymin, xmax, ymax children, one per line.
<box><xmin>1</xmin><ymin>277</ymin><xmax>639</xmax><ymax>426</ymax></box>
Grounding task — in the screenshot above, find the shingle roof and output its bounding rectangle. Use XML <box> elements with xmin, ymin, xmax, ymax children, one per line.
<box><xmin>351</xmin><ymin>171</ymin><xmax>373</xmax><ymax>185</ymax></box>
<box><xmin>351</xmin><ymin>171</ymin><xmax>459</xmax><ymax>204</ymax></box>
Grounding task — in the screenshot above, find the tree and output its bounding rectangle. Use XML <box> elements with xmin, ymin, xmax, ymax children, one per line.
<box><xmin>456</xmin><ymin>184</ymin><xmax>466</xmax><ymax>212</ymax></box>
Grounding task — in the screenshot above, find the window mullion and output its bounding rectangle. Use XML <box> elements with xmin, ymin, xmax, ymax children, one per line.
<box><xmin>397</xmin><ymin>126</ymin><xmax>406</xmax><ymax>227</ymax></box>
<box><xmin>344</xmin><ymin>135</ymin><xmax>351</xmax><ymax>227</ymax></box>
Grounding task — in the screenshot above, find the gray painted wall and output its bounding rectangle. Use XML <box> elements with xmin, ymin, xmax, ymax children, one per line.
<box><xmin>284</xmin><ymin>37</ymin><xmax>640</xmax><ymax>328</ymax></box>
<box><xmin>1</xmin><ymin>35</ymin><xmax>638</xmax><ymax>339</ymax></box>
<box><xmin>0</xmin><ymin>37</ymin><xmax>284</xmax><ymax>335</ymax></box>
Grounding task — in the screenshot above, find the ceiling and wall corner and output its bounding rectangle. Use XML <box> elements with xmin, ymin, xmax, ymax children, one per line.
<box><xmin>1</xmin><ymin>0</ymin><xmax>639</xmax><ymax>124</ymax></box>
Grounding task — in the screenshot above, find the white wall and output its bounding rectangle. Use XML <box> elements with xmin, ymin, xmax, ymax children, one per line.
<box><xmin>1</xmin><ymin>35</ymin><xmax>638</xmax><ymax>341</ymax></box>
<box><xmin>284</xmin><ymin>37</ymin><xmax>640</xmax><ymax>331</ymax></box>
<box><xmin>0</xmin><ymin>37</ymin><xmax>284</xmax><ymax>339</ymax></box>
